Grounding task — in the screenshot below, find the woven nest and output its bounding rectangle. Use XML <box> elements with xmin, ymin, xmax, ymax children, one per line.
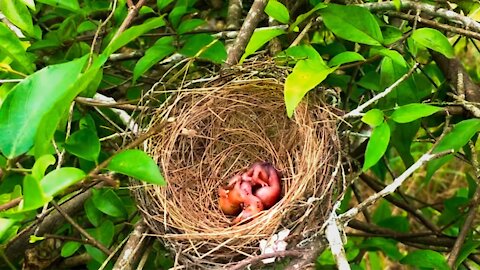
<box><xmin>132</xmin><ymin>65</ymin><xmax>344</xmax><ymax>268</ymax></box>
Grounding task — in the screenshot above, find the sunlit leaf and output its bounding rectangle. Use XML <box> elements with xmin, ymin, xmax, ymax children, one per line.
<box><xmin>0</xmin><ymin>0</ymin><xmax>35</xmax><ymax>36</ymax></box>
<box><xmin>31</xmin><ymin>154</ymin><xmax>55</xmax><ymax>181</ymax></box>
<box><xmin>20</xmin><ymin>0</ymin><xmax>35</xmax><ymax>10</ymax></box>
<box><xmin>390</xmin><ymin>103</ymin><xmax>442</xmax><ymax>123</ymax></box>
<box><xmin>240</xmin><ymin>28</ymin><xmax>285</xmax><ymax>63</ymax></box>
<box><xmin>371</xmin><ymin>48</ymin><xmax>406</xmax><ymax>67</ymax></box>
<box><xmin>0</xmin><ymin>56</ymin><xmax>87</xmax><ymax>158</ymax></box>
<box><xmin>400</xmin><ymin>250</ymin><xmax>449</xmax><ymax>270</ymax></box>
<box><xmin>328</xmin><ymin>51</ymin><xmax>365</xmax><ymax>67</ymax></box>
<box><xmin>41</xmin><ymin>167</ymin><xmax>86</xmax><ymax>197</ymax></box>
<box><xmin>107</xmin><ymin>149</ymin><xmax>165</xmax><ymax>185</ymax></box>
<box><xmin>411</xmin><ymin>28</ymin><xmax>454</xmax><ymax>58</ymax></box>
<box><xmin>361</xmin><ymin>109</ymin><xmax>384</xmax><ymax>127</ymax></box>
<box><xmin>363</xmin><ymin>121</ymin><xmax>390</xmax><ymax>171</ymax></box>
<box><xmin>0</xmin><ymin>22</ymin><xmax>35</xmax><ymax>74</ymax></box>
<box><xmin>177</xmin><ymin>19</ymin><xmax>205</xmax><ymax>34</ymax></box>
<box><xmin>284</xmin><ymin>58</ymin><xmax>336</xmax><ymax>117</ymax></box>
<box><xmin>23</xmin><ymin>175</ymin><xmax>51</xmax><ymax>210</ymax></box>
<box><xmin>320</xmin><ymin>4</ymin><xmax>383</xmax><ymax>46</ymax></box>
<box><xmin>65</xmin><ymin>129</ymin><xmax>101</xmax><ymax>162</ymax></box>
<box><xmin>290</xmin><ymin>3</ymin><xmax>326</xmax><ymax>31</ymax></box>
<box><xmin>265</xmin><ymin>0</ymin><xmax>290</xmax><ymax>24</ymax></box>
<box><xmin>0</xmin><ymin>218</ymin><xmax>17</xmax><ymax>242</ymax></box>
<box><xmin>36</xmin><ymin>0</ymin><xmax>80</xmax><ymax>12</ymax></box>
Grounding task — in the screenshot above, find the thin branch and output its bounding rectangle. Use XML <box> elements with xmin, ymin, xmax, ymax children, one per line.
<box><xmin>228</xmin><ymin>249</ymin><xmax>304</xmax><ymax>270</ymax></box>
<box><xmin>109</xmin><ymin>0</ymin><xmax>147</xmax><ymax>44</ymax></box>
<box><xmin>51</xmin><ymin>201</ymin><xmax>111</xmax><ymax>255</ymax></box>
<box><xmin>225</xmin><ymin>0</ymin><xmax>268</xmax><ymax>65</ymax></box>
<box><xmin>112</xmin><ymin>221</ymin><xmax>149</xmax><ymax>270</ymax></box>
<box><xmin>325</xmin><ymin>207</ymin><xmax>350</xmax><ymax>270</ymax></box>
<box><xmin>226</xmin><ymin>0</ymin><xmax>242</xmax><ymax>30</ymax></box>
<box><xmin>339</xmin><ymin>149</ymin><xmax>454</xmax><ymax>224</ymax></box>
<box><xmin>343</xmin><ymin>63</ymin><xmax>419</xmax><ymax>118</ymax></box>
<box><xmin>360</xmin><ymin>1</ymin><xmax>480</xmax><ymax>33</ymax></box>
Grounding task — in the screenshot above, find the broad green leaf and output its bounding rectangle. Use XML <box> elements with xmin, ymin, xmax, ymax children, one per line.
<box><xmin>371</xmin><ymin>48</ymin><xmax>406</xmax><ymax>67</ymax></box>
<box><xmin>380</xmin><ymin>57</ymin><xmax>418</xmax><ymax>106</ymax></box>
<box><xmin>361</xmin><ymin>109</ymin><xmax>384</xmax><ymax>127</ymax></box>
<box><xmin>357</xmin><ymin>71</ymin><xmax>381</xmax><ymax>92</ymax></box>
<box><xmin>360</xmin><ymin>238</ymin><xmax>403</xmax><ymax>261</ymax></box>
<box><xmin>363</xmin><ymin>121</ymin><xmax>390</xmax><ymax>171</ymax></box>
<box><xmin>280</xmin><ymin>45</ymin><xmax>323</xmax><ymax>62</ymax></box>
<box><xmin>179</xmin><ymin>34</ymin><xmax>226</xmax><ymax>64</ymax></box>
<box><xmin>411</xmin><ymin>28</ymin><xmax>454</xmax><ymax>58</ymax></box>
<box><xmin>168</xmin><ymin>5</ymin><xmax>188</xmax><ymax>29</ymax></box>
<box><xmin>390</xmin><ymin>121</ymin><xmax>418</xmax><ymax>167</ymax></box>
<box><xmin>390</xmin><ymin>104</ymin><xmax>442</xmax><ymax>123</ymax></box>
<box><xmin>61</xmin><ymin>241</ymin><xmax>82</xmax><ymax>257</ymax></box>
<box><xmin>455</xmin><ymin>240</ymin><xmax>480</xmax><ymax>268</ymax></box>
<box><xmin>77</xmin><ymin>21</ymin><xmax>98</xmax><ymax>33</ymax></box>
<box><xmin>133</xmin><ymin>37</ymin><xmax>175</xmax><ymax>83</ymax></box>
<box><xmin>0</xmin><ymin>22</ymin><xmax>34</xmax><ymax>74</ymax></box>
<box><xmin>0</xmin><ymin>218</ymin><xmax>17</xmax><ymax>241</ymax></box>
<box><xmin>328</xmin><ymin>51</ymin><xmax>365</xmax><ymax>67</ymax></box>
<box><xmin>377</xmin><ymin>216</ymin><xmax>409</xmax><ymax>233</ymax></box>
<box><xmin>20</xmin><ymin>0</ymin><xmax>35</xmax><ymax>10</ymax></box>
<box><xmin>85</xmin><ymin>197</ymin><xmax>103</xmax><ymax>227</ymax></box>
<box><xmin>290</xmin><ymin>3</ymin><xmax>326</xmax><ymax>31</ymax></box>
<box><xmin>107</xmin><ymin>149</ymin><xmax>165</xmax><ymax>185</ymax></box>
<box><xmin>36</xmin><ymin>0</ymin><xmax>80</xmax><ymax>12</ymax></box>
<box><xmin>0</xmin><ymin>0</ymin><xmax>35</xmax><ymax>36</ymax></box>
<box><xmin>382</xmin><ymin>26</ymin><xmax>403</xmax><ymax>45</ymax></box>
<box><xmin>393</xmin><ymin>0</ymin><xmax>401</xmax><ymax>10</ymax></box>
<box><xmin>85</xmin><ymin>245</ymin><xmax>107</xmax><ymax>263</ymax></box>
<box><xmin>240</xmin><ymin>28</ymin><xmax>285</xmax><ymax>63</ymax></box>
<box><xmin>31</xmin><ymin>154</ymin><xmax>55</xmax><ymax>180</ymax></box>
<box><xmin>400</xmin><ymin>250</ymin><xmax>449</xmax><ymax>270</ymax></box>
<box><xmin>157</xmin><ymin>0</ymin><xmax>174</xmax><ymax>10</ymax></box>
<box><xmin>177</xmin><ymin>19</ymin><xmax>205</xmax><ymax>34</ymax></box>
<box><xmin>23</xmin><ymin>175</ymin><xmax>51</xmax><ymax>210</ymax></box>
<box><xmin>34</xmin><ymin>54</ymin><xmax>108</xmax><ymax>158</ymax></box>
<box><xmin>65</xmin><ymin>129</ymin><xmax>101</xmax><ymax>162</ymax></box>
<box><xmin>320</xmin><ymin>4</ymin><xmax>383</xmax><ymax>46</ymax></box>
<box><xmin>106</xmin><ymin>17</ymin><xmax>166</xmax><ymax>55</ymax></box>
<box><xmin>265</xmin><ymin>0</ymin><xmax>290</xmax><ymax>24</ymax></box>
<box><xmin>41</xmin><ymin>167</ymin><xmax>86</xmax><ymax>197</ymax></box>
<box><xmin>0</xmin><ymin>56</ymin><xmax>87</xmax><ymax>158</ymax></box>
<box><xmin>95</xmin><ymin>220</ymin><xmax>114</xmax><ymax>246</ymax></box>
<box><xmin>284</xmin><ymin>58</ymin><xmax>336</xmax><ymax>117</ymax></box>
<box><xmin>427</xmin><ymin>119</ymin><xmax>480</xmax><ymax>179</ymax></box>
<box><xmin>92</xmin><ymin>189</ymin><xmax>127</xmax><ymax>218</ymax></box>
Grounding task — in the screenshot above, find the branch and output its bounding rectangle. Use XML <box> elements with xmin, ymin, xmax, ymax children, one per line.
<box><xmin>225</xmin><ymin>0</ymin><xmax>268</xmax><ymax>65</ymax></box>
<box><xmin>228</xmin><ymin>250</ymin><xmax>304</xmax><ymax>270</ymax></box>
<box><xmin>112</xmin><ymin>221</ymin><xmax>149</xmax><ymax>270</ymax></box>
<box><xmin>338</xmin><ymin>149</ymin><xmax>454</xmax><ymax>224</ymax></box>
<box><xmin>360</xmin><ymin>1</ymin><xmax>480</xmax><ymax>33</ymax></box>
<box><xmin>325</xmin><ymin>208</ymin><xmax>350</xmax><ymax>270</ymax></box>
<box><xmin>109</xmin><ymin>0</ymin><xmax>147</xmax><ymax>44</ymax></box>
<box><xmin>343</xmin><ymin>63</ymin><xmax>419</xmax><ymax>118</ymax></box>
<box><xmin>226</xmin><ymin>0</ymin><xmax>243</xmax><ymax>30</ymax></box>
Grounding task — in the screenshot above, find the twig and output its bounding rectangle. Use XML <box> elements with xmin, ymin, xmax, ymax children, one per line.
<box><xmin>112</xmin><ymin>220</ymin><xmax>149</xmax><ymax>270</ymax></box>
<box><xmin>339</xmin><ymin>149</ymin><xmax>454</xmax><ymax>224</ymax></box>
<box><xmin>447</xmin><ymin>141</ymin><xmax>480</xmax><ymax>268</ymax></box>
<box><xmin>225</xmin><ymin>0</ymin><xmax>268</xmax><ymax>65</ymax></box>
<box><xmin>109</xmin><ymin>0</ymin><xmax>147</xmax><ymax>43</ymax></box>
<box><xmin>228</xmin><ymin>249</ymin><xmax>304</xmax><ymax>270</ymax></box>
<box><xmin>325</xmin><ymin>205</ymin><xmax>350</xmax><ymax>270</ymax></box>
<box><xmin>343</xmin><ymin>63</ymin><xmax>419</xmax><ymax>118</ymax></box>
<box><xmin>360</xmin><ymin>1</ymin><xmax>480</xmax><ymax>33</ymax></box>
<box><xmin>0</xmin><ymin>197</ymin><xmax>21</xmax><ymax>212</ymax></box>
<box><xmin>51</xmin><ymin>201</ymin><xmax>111</xmax><ymax>255</ymax></box>
<box><xmin>226</xmin><ymin>0</ymin><xmax>242</xmax><ymax>30</ymax></box>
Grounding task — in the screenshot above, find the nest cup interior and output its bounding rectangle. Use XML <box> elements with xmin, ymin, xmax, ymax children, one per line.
<box><xmin>134</xmin><ymin>79</ymin><xmax>340</xmax><ymax>266</ymax></box>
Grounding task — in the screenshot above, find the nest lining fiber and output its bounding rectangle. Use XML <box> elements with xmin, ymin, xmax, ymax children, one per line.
<box><xmin>132</xmin><ymin>70</ymin><xmax>343</xmax><ymax>267</ymax></box>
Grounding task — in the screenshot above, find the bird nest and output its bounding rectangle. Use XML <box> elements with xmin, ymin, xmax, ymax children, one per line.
<box><xmin>132</xmin><ymin>65</ymin><xmax>344</xmax><ymax>268</ymax></box>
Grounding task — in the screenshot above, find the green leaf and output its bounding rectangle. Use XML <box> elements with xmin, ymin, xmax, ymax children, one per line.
<box><xmin>320</xmin><ymin>4</ymin><xmax>383</xmax><ymax>46</ymax></box>
<box><xmin>380</xmin><ymin>57</ymin><xmax>418</xmax><ymax>106</ymax></box>
<box><xmin>23</xmin><ymin>175</ymin><xmax>51</xmax><ymax>210</ymax></box>
<box><xmin>371</xmin><ymin>48</ymin><xmax>406</xmax><ymax>67</ymax></box>
<box><xmin>85</xmin><ymin>245</ymin><xmax>107</xmax><ymax>263</ymax></box>
<box><xmin>92</xmin><ymin>189</ymin><xmax>127</xmax><ymax>218</ymax></box>
<box><xmin>157</xmin><ymin>0</ymin><xmax>174</xmax><ymax>10</ymax></box>
<box><xmin>363</xmin><ymin>121</ymin><xmax>390</xmax><ymax>171</ymax></box>
<box><xmin>20</xmin><ymin>0</ymin><xmax>35</xmax><ymax>10</ymax></box>
<box><xmin>0</xmin><ymin>22</ymin><xmax>34</xmax><ymax>74</ymax></box>
<box><xmin>0</xmin><ymin>56</ymin><xmax>87</xmax><ymax>158</ymax></box>
<box><xmin>455</xmin><ymin>240</ymin><xmax>480</xmax><ymax>268</ymax></box>
<box><xmin>290</xmin><ymin>3</ymin><xmax>326</xmax><ymax>31</ymax></box>
<box><xmin>65</xmin><ymin>129</ymin><xmax>101</xmax><ymax>162</ymax></box>
<box><xmin>106</xmin><ymin>17</ymin><xmax>166</xmax><ymax>55</ymax></box>
<box><xmin>177</xmin><ymin>19</ymin><xmax>205</xmax><ymax>34</ymax></box>
<box><xmin>31</xmin><ymin>155</ymin><xmax>55</xmax><ymax>181</ymax></box>
<box><xmin>61</xmin><ymin>241</ymin><xmax>82</xmax><ymax>257</ymax></box>
<box><xmin>360</xmin><ymin>238</ymin><xmax>403</xmax><ymax>261</ymax></box>
<box><xmin>284</xmin><ymin>58</ymin><xmax>336</xmax><ymax>117</ymax></box>
<box><xmin>107</xmin><ymin>149</ymin><xmax>165</xmax><ymax>185</ymax></box>
<box><xmin>36</xmin><ymin>0</ymin><xmax>80</xmax><ymax>12</ymax></box>
<box><xmin>41</xmin><ymin>167</ymin><xmax>86</xmax><ymax>197</ymax></box>
<box><xmin>95</xmin><ymin>220</ymin><xmax>114</xmax><ymax>246</ymax></box>
<box><xmin>0</xmin><ymin>218</ymin><xmax>17</xmax><ymax>241</ymax></box>
<box><xmin>382</xmin><ymin>26</ymin><xmax>403</xmax><ymax>45</ymax></box>
<box><xmin>133</xmin><ymin>37</ymin><xmax>175</xmax><ymax>83</ymax></box>
<box><xmin>179</xmin><ymin>34</ymin><xmax>226</xmax><ymax>64</ymax></box>
<box><xmin>362</xmin><ymin>109</ymin><xmax>384</xmax><ymax>127</ymax></box>
<box><xmin>400</xmin><ymin>250</ymin><xmax>449</xmax><ymax>270</ymax></box>
<box><xmin>393</xmin><ymin>0</ymin><xmax>401</xmax><ymax>10</ymax></box>
<box><xmin>411</xmin><ymin>28</ymin><xmax>454</xmax><ymax>58</ymax></box>
<box><xmin>240</xmin><ymin>28</ymin><xmax>285</xmax><ymax>63</ymax></box>
<box><xmin>265</xmin><ymin>0</ymin><xmax>290</xmax><ymax>24</ymax></box>
<box><xmin>390</xmin><ymin>121</ymin><xmax>418</xmax><ymax>168</ymax></box>
<box><xmin>390</xmin><ymin>104</ymin><xmax>442</xmax><ymax>123</ymax></box>
<box><xmin>85</xmin><ymin>197</ymin><xmax>103</xmax><ymax>227</ymax></box>
<box><xmin>0</xmin><ymin>0</ymin><xmax>35</xmax><ymax>36</ymax></box>
<box><xmin>427</xmin><ymin>119</ymin><xmax>480</xmax><ymax>179</ymax></box>
<box><xmin>328</xmin><ymin>51</ymin><xmax>365</xmax><ymax>67</ymax></box>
